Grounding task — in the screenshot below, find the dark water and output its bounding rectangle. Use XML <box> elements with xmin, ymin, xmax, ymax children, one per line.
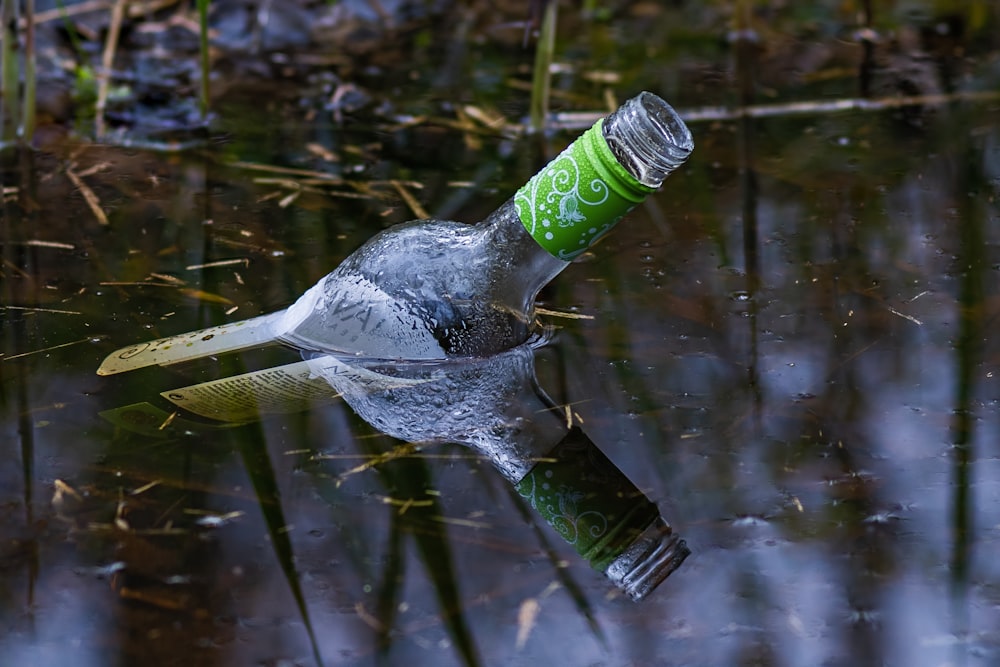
<box><xmin>3</xmin><ymin>2</ymin><xmax>1000</xmax><ymax>666</ymax></box>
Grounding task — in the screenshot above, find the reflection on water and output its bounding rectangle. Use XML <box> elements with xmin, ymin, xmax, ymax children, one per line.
<box><xmin>97</xmin><ymin>329</ymin><xmax>689</xmax><ymax>602</ymax></box>
<box><xmin>3</xmin><ymin>5</ymin><xmax>1000</xmax><ymax>666</ymax></box>
<box><xmin>306</xmin><ymin>342</ymin><xmax>689</xmax><ymax>600</ymax></box>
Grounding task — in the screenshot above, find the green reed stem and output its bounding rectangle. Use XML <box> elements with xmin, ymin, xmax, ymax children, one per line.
<box><xmin>22</xmin><ymin>0</ymin><xmax>36</xmax><ymax>143</ymax></box>
<box><xmin>1</xmin><ymin>0</ymin><xmax>18</xmax><ymax>144</ymax></box>
<box><xmin>197</xmin><ymin>0</ymin><xmax>210</xmax><ymax>120</ymax></box>
<box><xmin>529</xmin><ymin>0</ymin><xmax>558</xmax><ymax>133</ymax></box>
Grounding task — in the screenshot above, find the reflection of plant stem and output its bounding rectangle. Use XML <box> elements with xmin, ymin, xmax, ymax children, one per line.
<box><xmin>13</xmin><ymin>308</ymin><xmax>39</xmax><ymax>612</ymax></box>
<box><xmin>951</xmin><ymin>142</ymin><xmax>984</xmax><ymax>589</ymax></box>
<box><xmin>359</xmin><ymin>434</ymin><xmax>482</xmax><ymax>667</ymax></box>
<box><xmin>529</xmin><ymin>0</ymin><xmax>557</xmax><ymax>134</ymax></box>
<box><xmin>374</xmin><ymin>511</ymin><xmax>405</xmax><ymax>655</ymax></box>
<box><xmin>237</xmin><ymin>426</ymin><xmax>325</xmax><ymax>667</ymax></box>
<box><xmin>733</xmin><ymin>16</ymin><xmax>762</xmax><ymax>422</ymax></box>
<box><xmin>505</xmin><ymin>484</ymin><xmax>606</xmax><ymax>644</ymax></box>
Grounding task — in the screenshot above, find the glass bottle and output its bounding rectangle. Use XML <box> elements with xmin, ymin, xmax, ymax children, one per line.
<box><xmin>303</xmin><ymin>341</ymin><xmax>690</xmax><ymax>601</ymax></box>
<box><xmin>98</xmin><ymin>92</ymin><xmax>693</xmax><ymax>374</ymax></box>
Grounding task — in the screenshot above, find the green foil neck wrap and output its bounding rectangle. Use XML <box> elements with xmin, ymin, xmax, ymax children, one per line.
<box><xmin>515</xmin><ymin>427</ymin><xmax>660</xmax><ymax>571</ymax></box>
<box><xmin>514</xmin><ymin>119</ymin><xmax>656</xmax><ymax>260</ymax></box>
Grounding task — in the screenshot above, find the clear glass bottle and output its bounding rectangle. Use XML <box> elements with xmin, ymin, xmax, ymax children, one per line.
<box><xmin>98</xmin><ymin>92</ymin><xmax>693</xmax><ymax>374</ymax></box>
<box><xmin>304</xmin><ymin>341</ymin><xmax>690</xmax><ymax>601</ymax></box>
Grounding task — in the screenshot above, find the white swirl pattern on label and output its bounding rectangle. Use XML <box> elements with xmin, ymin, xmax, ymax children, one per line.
<box><xmin>517</xmin><ymin>469</ymin><xmax>610</xmax><ymax>547</ymax></box>
<box><xmin>516</xmin><ymin>152</ymin><xmax>612</xmax><ymax>259</ymax></box>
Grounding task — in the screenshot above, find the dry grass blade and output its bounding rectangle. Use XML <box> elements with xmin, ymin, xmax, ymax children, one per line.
<box><xmin>391</xmin><ymin>179</ymin><xmax>429</xmax><ymax>219</ymax></box>
<box><xmin>185</xmin><ymin>258</ymin><xmax>250</xmax><ymax>271</ymax></box>
<box><xmin>27</xmin><ymin>0</ymin><xmax>180</xmax><ymax>26</ymax></box>
<box><xmin>535</xmin><ymin>306</ymin><xmax>594</xmax><ymax>320</ymax></box>
<box><xmin>228</xmin><ymin>160</ymin><xmax>344</xmax><ymax>182</ymax></box>
<box><xmin>24</xmin><ymin>239</ymin><xmax>75</xmax><ymax>250</ymax></box>
<box><xmin>333</xmin><ymin>441</ymin><xmax>423</xmax><ymax>487</ymax></box>
<box><xmin>516</xmin><ymin>597</ymin><xmax>541</xmax><ymax>650</ymax></box>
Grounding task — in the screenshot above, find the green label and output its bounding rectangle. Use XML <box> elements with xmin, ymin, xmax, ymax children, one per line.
<box><xmin>515</xmin><ymin>428</ymin><xmax>659</xmax><ymax>571</ymax></box>
<box><xmin>515</xmin><ymin>120</ymin><xmax>655</xmax><ymax>260</ymax></box>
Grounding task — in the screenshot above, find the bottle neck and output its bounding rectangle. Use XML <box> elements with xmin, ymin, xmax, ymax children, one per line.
<box><xmin>477</xmin><ymin>197</ymin><xmax>569</xmax><ymax>316</ymax></box>
<box><xmin>510</xmin><ymin>93</ymin><xmax>692</xmax><ymax>262</ymax></box>
<box><xmin>512</xmin><ymin>119</ymin><xmax>654</xmax><ymax>261</ymax></box>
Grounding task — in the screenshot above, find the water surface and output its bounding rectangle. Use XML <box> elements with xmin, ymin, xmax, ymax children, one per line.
<box><xmin>2</xmin><ymin>2</ymin><xmax>1000</xmax><ymax>666</ymax></box>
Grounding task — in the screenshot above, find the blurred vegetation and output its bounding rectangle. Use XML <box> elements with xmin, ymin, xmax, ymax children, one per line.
<box><xmin>0</xmin><ymin>0</ymin><xmax>995</xmax><ymax>150</ymax></box>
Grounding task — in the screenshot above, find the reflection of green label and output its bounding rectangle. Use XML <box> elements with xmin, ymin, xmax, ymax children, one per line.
<box><xmin>515</xmin><ymin>120</ymin><xmax>655</xmax><ymax>260</ymax></box>
<box><xmin>515</xmin><ymin>428</ymin><xmax>659</xmax><ymax>571</ymax></box>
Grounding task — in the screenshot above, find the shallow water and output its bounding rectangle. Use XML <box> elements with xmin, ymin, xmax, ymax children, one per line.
<box><xmin>3</xmin><ymin>2</ymin><xmax>1000</xmax><ymax>666</ymax></box>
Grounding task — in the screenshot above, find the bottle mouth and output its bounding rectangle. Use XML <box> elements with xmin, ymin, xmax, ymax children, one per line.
<box><xmin>603</xmin><ymin>92</ymin><xmax>694</xmax><ymax>188</ymax></box>
<box><xmin>604</xmin><ymin>517</ymin><xmax>690</xmax><ymax>601</ymax></box>
<box><xmin>637</xmin><ymin>92</ymin><xmax>695</xmax><ymax>163</ymax></box>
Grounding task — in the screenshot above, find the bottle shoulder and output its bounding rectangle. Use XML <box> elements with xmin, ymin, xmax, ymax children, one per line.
<box><xmin>359</xmin><ymin>218</ymin><xmax>481</xmax><ymax>254</ymax></box>
<box><xmin>279</xmin><ymin>217</ymin><xmax>522</xmax><ymax>358</ymax></box>
<box><xmin>334</xmin><ymin>218</ymin><xmax>492</xmax><ymax>292</ymax></box>
<box><xmin>278</xmin><ymin>204</ymin><xmax>562</xmax><ymax>358</ymax></box>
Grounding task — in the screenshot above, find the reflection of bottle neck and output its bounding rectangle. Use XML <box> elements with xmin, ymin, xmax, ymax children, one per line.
<box><xmin>310</xmin><ymin>344</ymin><xmax>688</xmax><ymax>599</ymax></box>
<box><xmin>515</xmin><ymin>427</ymin><xmax>689</xmax><ymax>600</ymax></box>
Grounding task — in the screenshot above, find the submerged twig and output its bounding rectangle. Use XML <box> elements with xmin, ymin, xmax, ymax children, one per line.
<box><xmin>329</xmin><ymin>441</ymin><xmax>431</xmax><ymax>487</ymax></box>
<box><xmin>375</xmin><ymin>494</ymin><xmax>436</xmax><ymax>514</ymax></box>
<box><xmin>65</xmin><ymin>164</ymin><xmax>109</xmax><ymax>225</ymax></box>
<box><xmin>2</xmin><ymin>334</ymin><xmax>105</xmax><ymax>361</ymax></box>
<box><xmin>2</xmin><ymin>305</ymin><xmax>82</xmax><ymax>315</ymax></box>
<box><xmin>550</xmin><ymin>89</ymin><xmax>1000</xmax><ymax>130</ymax></box>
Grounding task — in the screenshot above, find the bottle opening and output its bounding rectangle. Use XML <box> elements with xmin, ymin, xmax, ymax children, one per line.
<box><xmin>603</xmin><ymin>92</ymin><xmax>694</xmax><ymax>188</ymax></box>
<box><xmin>604</xmin><ymin>517</ymin><xmax>690</xmax><ymax>601</ymax></box>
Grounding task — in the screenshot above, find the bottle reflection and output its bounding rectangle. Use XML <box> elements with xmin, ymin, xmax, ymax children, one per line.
<box><xmin>304</xmin><ymin>341</ymin><xmax>690</xmax><ymax>600</ymax></box>
<box><xmin>101</xmin><ymin>338</ymin><xmax>689</xmax><ymax>600</ymax></box>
